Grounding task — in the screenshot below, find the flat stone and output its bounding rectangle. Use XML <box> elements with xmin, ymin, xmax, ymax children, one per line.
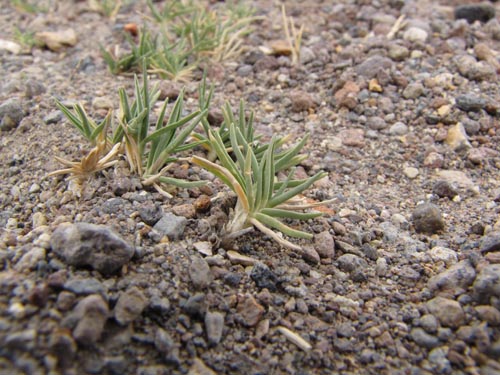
<box><xmin>51</xmin><ymin>223</ymin><xmax>134</xmax><ymax>275</ymax></box>
<box><xmin>355</xmin><ymin>56</ymin><xmax>393</xmax><ymax>79</ymax></box>
<box><xmin>64</xmin><ymin>278</ymin><xmax>107</xmax><ymax>297</ymax></box>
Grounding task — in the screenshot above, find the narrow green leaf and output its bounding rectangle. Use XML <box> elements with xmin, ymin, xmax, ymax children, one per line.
<box><xmin>143</xmin><ymin>110</ymin><xmax>200</xmax><ymax>144</ymax></box>
<box><xmin>229</xmin><ymin>122</ymin><xmax>246</xmax><ymax>173</ymax></box>
<box><xmin>157</xmin><ymin>176</ymin><xmax>207</xmax><ymax>188</ymax></box>
<box><xmin>269</xmin><ymin>172</ymin><xmax>326</xmax><ymax>208</ymax></box>
<box><xmin>254</xmin><ymin>212</ymin><xmax>313</xmax><ymax>239</ymax></box>
<box><xmin>260</xmin><ymin>208</ymin><xmax>322</xmax><ymax>220</ymax></box>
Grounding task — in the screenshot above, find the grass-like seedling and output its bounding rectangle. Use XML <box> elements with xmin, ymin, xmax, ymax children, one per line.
<box><xmin>101</xmin><ymin>28</ymin><xmax>158</xmax><ymax>75</ymax></box>
<box><xmin>55</xmin><ymin>101</ymin><xmax>116</xmax><ymax>146</ymax></box>
<box><xmin>48</xmin><ymin>112</ymin><xmax>120</xmax><ymax>182</ymax></box>
<box><xmin>148</xmin><ymin>38</ymin><xmax>196</xmax><ymax>82</ymax></box>
<box><xmin>117</xmin><ymin>67</ymin><xmax>207</xmax><ymax>195</ymax></box>
<box><xmin>89</xmin><ymin>0</ymin><xmax>122</xmax><ymax>19</ymax></box>
<box><xmin>281</xmin><ymin>5</ymin><xmax>304</xmax><ymax>65</ymax></box>
<box><xmin>192</xmin><ymin>122</ymin><xmax>331</xmax><ymax>250</ymax></box>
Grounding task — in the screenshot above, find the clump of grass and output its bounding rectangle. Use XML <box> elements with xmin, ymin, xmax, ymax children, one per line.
<box><xmin>101</xmin><ymin>1</ymin><xmax>259</xmax><ymax>80</ymax></box>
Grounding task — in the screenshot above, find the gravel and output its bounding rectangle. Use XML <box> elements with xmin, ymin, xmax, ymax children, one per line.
<box><xmin>0</xmin><ymin>0</ymin><xmax>499</xmax><ymax>374</ymax></box>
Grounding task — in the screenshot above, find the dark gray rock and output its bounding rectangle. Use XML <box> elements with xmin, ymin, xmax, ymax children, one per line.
<box><xmin>51</xmin><ymin>223</ymin><xmax>134</xmax><ymax>275</ymax></box>
<box><xmin>432</xmin><ymin>180</ymin><xmax>458</xmax><ymax>199</ymax></box>
<box><xmin>154</xmin><ymin>328</ymin><xmax>180</xmax><ymax>365</ymax></box>
<box><xmin>455</xmin><ymin>94</ymin><xmax>487</xmax><ymax>112</ymax></box>
<box><xmin>153</xmin><ymin>213</ymin><xmax>187</xmax><ymax>240</ymax></box>
<box><xmin>337</xmin><ymin>253</ymin><xmax>368</xmax><ymax>273</ymax></box>
<box><xmin>250</xmin><ymin>262</ymin><xmax>278</xmax><ymax>291</ymax></box>
<box><xmin>5</xmin><ymin>329</ymin><xmax>36</xmax><ymax>350</ymax></box>
<box><xmin>428</xmin><ymin>260</ymin><xmax>476</xmax><ymax>295</ymax></box>
<box><xmin>355</xmin><ymin>56</ymin><xmax>393</xmax><ymax>79</ymax></box>
<box><xmin>64</xmin><ymin>278</ymin><xmax>107</xmax><ymax>297</ymax></box>
<box><xmin>411</xmin><ymin>203</ymin><xmax>445</xmax><ymax>234</ymax></box>
<box><xmin>0</xmin><ymin>98</ymin><xmax>24</xmax><ymax>131</ymax></box>
<box><xmin>236</xmin><ymin>64</ymin><xmax>253</xmax><ymax>77</ymax></box>
<box><xmin>410</xmin><ymin>327</ymin><xmax>441</xmax><ymax>349</ymax></box>
<box><xmin>480</xmin><ymin>231</ymin><xmax>500</xmax><ymax>253</ymax></box>
<box><xmin>182</xmin><ymin>293</ymin><xmax>207</xmax><ymax>320</ymax></box>
<box><xmin>43</xmin><ymin>110</ymin><xmax>62</xmax><ymax>124</ymax></box>
<box><xmin>455</xmin><ymin>3</ymin><xmax>495</xmax><ymax>24</ymax></box>
<box><xmin>138</xmin><ymin>203</ymin><xmax>163</xmax><ymax>226</ymax></box>
<box><xmin>473</xmin><ymin>264</ymin><xmax>500</xmax><ymax>303</ymax></box>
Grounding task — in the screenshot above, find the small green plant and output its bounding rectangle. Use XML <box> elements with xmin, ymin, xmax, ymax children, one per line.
<box><xmin>10</xmin><ymin>0</ymin><xmax>48</xmax><ymax>13</ymax></box>
<box><xmin>148</xmin><ymin>38</ymin><xmax>196</xmax><ymax>82</ymax></box>
<box><xmin>192</xmin><ymin>121</ymin><xmax>331</xmax><ymax>250</ymax></box>
<box><xmin>102</xmin><ymin>1</ymin><xmax>258</xmax><ymax>79</ymax></box>
<box><xmin>89</xmin><ymin>0</ymin><xmax>123</xmax><ymax>18</ymax></box>
<box><xmin>48</xmin><ymin>110</ymin><xmax>120</xmax><ymax>182</ymax></box>
<box><xmin>55</xmin><ymin>101</ymin><xmax>117</xmax><ymax>147</ymax></box>
<box><xmin>281</xmin><ymin>5</ymin><xmax>304</xmax><ymax>65</ymax></box>
<box><xmin>117</xmin><ymin>66</ymin><xmax>207</xmax><ymax>195</ymax></box>
<box><xmin>51</xmin><ymin>66</ymin><xmax>207</xmax><ymax>195</ymax></box>
<box><xmin>101</xmin><ymin>29</ymin><xmax>158</xmax><ymax>75</ymax></box>
<box><xmin>13</xmin><ymin>27</ymin><xmax>38</xmax><ymax>51</ymax></box>
<box><xmin>147</xmin><ymin>0</ymin><xmax>196</xmax><ymax>24</ymax></box>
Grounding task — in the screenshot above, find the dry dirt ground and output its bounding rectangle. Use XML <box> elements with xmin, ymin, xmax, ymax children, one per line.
<box><xmin>1</xmin><ymin>0</ymin><xmax>500</xmax><ymax>374</ymax></box>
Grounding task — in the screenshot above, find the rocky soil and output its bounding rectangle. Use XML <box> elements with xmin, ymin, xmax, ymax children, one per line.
<box><xmin>1</xmin><ymin>0</ymin><xmax>500</xmax><ymax>374</ymax></box>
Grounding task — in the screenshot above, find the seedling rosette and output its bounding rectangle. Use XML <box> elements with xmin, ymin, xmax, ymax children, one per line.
<box><xmin>192</xmin><ymin>122</ymin><xmax>332</xmax><ymax>250</ymax></box>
